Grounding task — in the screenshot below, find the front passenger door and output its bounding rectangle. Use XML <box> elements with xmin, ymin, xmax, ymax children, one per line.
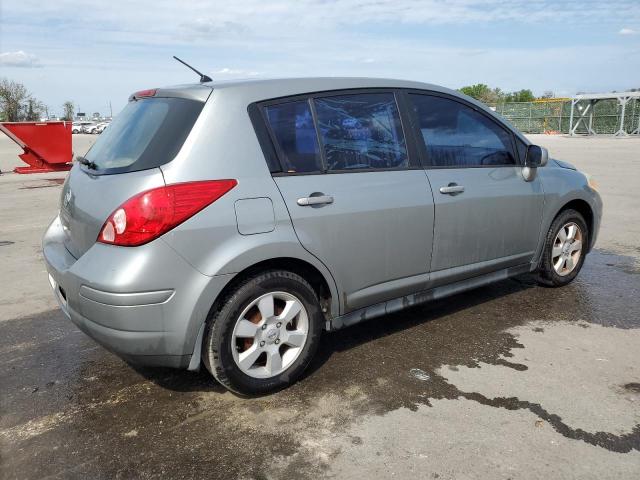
<box><xmin>407</xmin><ymin>93</ymin><xmax>544</xmax><ymax>283</ymax></box>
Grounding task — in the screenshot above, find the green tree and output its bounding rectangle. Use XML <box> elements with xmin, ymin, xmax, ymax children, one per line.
<box><xmin>460</xmin><ymin>83</ymin><xmax>490</xmax><ymax>99</ymax></box>
<box><xmin>0</xmin><ymin>78</ymin><xmax>48</xmax><ymax>121</ymax></box>
<box><xmin>62</xmin><ymin>101</ymin><xmax>75</xmax><ymax>121</ymax></box>
<box><xmin>25</xmin><ymin>99</ymin><xmax>45</xmax><ymax>121</ymax></box>
<box><xmin>459</xmin><ymin>84</ymin><xmax>505</xmax><ymax>104</ymax></box>
<box><xmin>26</xmin><ymin>100</ymin><xmax>35</xmax><ymax>121</ymax></box>
<box><xmin>505</xmin><ymin>89</ymin><xmax>535</xmax><ymax>103</ymax></box>
<box><xmin>0</xmin><ymin>78</ymin><xmax>30</xmax><ymax>121</ymax></box>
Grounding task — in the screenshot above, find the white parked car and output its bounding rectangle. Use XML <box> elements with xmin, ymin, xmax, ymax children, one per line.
<box><xmin>84</xmin><ymin>123</ymin><xmax>100</xmax><ymax>134</ymax></box>
<box><xmin>95</xmin><ymin>122</ymin><xmax>111</xmax><ymax>134</ymax></box>
<box><xmin>71</xmin><ymin>121</ymin><xmax>94</xmax><ymax>134</ymax></box>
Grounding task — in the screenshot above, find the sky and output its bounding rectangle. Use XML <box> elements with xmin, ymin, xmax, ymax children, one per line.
<box><xmin>1</xmin><ymin>0</ymin><xmax>639</xmax><ymax>117</ymax></box>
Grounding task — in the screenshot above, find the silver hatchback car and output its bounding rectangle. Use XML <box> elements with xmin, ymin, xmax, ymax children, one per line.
<box><xmin>43</xmin><ymin>78</ymin><xmax>602</xmax><ymax>394</ymax></box>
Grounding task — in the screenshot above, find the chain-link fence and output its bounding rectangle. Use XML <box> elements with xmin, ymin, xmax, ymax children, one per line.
<box><xmin>492</xmin><ymin>98</ymin><xmax>640</xmax><ymax>135</ymax></box>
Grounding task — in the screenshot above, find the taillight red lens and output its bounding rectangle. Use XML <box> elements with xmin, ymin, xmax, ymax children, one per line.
<box><xmin>134</xmin><ymin>88</ymin><xmax>157</xmax><ymax>98</ymax></box>
<box><xmin>98</xmin><ymin>180</ymin><xmax>237</xmax><ymax>247</ymax></box>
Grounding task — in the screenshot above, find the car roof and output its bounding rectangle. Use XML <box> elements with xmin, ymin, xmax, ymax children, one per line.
<box><xmin>206</xmin><ymin>76</ymin><xmax>442</xmax><ymax>90</ymax></box>
<box><xmin>155</xmin><ymin>77</ymin><xmax>531</xmax><ymax>145</ymax></box>
<box><xmin>159</xmin><ymin>77</ymin><xmax>460</xmax><ymax>103</ymax></box>
<box><xmin>206</xmin><ymin>76</ymin><xmax>460</xmax><ymax>98</ymax></box>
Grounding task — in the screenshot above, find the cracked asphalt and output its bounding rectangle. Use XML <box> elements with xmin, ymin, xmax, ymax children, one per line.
<box><xmin>1</xmin><ymin>135</ymin><xmax>639</xmax><ymax>479</ymax></box>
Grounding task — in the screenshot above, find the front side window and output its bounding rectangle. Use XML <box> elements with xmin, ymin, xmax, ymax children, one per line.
<box><xmin>265</xmin><ymin>101</ymin><xmax>322</xmax><ymax>173</ymax></box>
<box><xmin>410</xmin><ymin>94</ymin><xmax>516</xmax><ymax>167</ymax></box>
<box><xmin>314</xmin><ymin>93</ymin><xmax>408</xmax><ymax>171</ymax></box>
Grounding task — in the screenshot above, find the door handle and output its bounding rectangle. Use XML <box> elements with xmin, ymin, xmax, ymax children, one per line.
<box><xmin>439</xmin><ymin>184</ymin><xmax>465</xmax><ymax>195</ymax></box>
<box><xmin>297</xmin><ymin>195</ymin><xmax>334</xmax><ymax>206</ymax></box>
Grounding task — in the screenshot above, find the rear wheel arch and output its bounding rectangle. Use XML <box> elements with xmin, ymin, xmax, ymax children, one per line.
<box><xmin>207</xmin><ymin>257</ymin><xmax>335</xmax><ymax>328</ymax></box>
<box><xmin>202</xmin><ymin>268</ymin><xmax>324</xmax><ymax>394</ymax></box>
<box><xmin>188</xmin><ymin>256</ymin><xmax>339</xmax><ymax>372</ymax></box>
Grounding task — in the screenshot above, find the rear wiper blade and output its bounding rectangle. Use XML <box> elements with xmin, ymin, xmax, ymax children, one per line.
<box><xmin>76</xmin><ymin>156</ymin><xmax>98</xmax><ymax>170</ymax></box>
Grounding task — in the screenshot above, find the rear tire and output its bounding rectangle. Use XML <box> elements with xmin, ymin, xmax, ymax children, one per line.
<box><xmin>536</xmin><ymin>209</ymin><xmax>589</xmax><ymax>287</ymax></box>
<box><xmin>203</xmin><ymin>270</ymin><xmax>323</xmax><ymax>395</ymax></box>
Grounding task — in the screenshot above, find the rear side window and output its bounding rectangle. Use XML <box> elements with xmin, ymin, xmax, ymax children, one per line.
<box><xmin>410</xmin><ymin>94</ymin><xmax>516</xmax><ymax>167</ymax></box>
<box><xmin>314</xmin><ymin>93</ymin><xmax>408</xmax><ymax>171</ymax></box>
<box><xmin>84</xmin><ymin>97</ymin><xmax>204</xmax><ymax>174</ymax></box>
<box><xmin>264</xmin><ymin>101</ymin><xmax>322</xmax><ymax>173</ymax></box>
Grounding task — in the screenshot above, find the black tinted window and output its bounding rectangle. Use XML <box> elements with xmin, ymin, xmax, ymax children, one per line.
<box><xmin>314</xmin><ymin>93</ymin><xmax>408</xmax><ymax>171</ymax></box>
<box><xmin>410</xmin><ymin>95</ymin><xmax>516</xmax><ymax>167</ymax></box>
<box><xmin>85</xmin><ymin>97</ymin><xmax>203</xmax><ymax>174</ymax></box>
<box><xmin>265</xmin><ymin>101</ymin><xmax>322</xmax><ymax>173</ymax></box>
<box><xmin>516</xmin><ymin>137</ymin><xmax>528</xmax><ymax>163</ymax></box>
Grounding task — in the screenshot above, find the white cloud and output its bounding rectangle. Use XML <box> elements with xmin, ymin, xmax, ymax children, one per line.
<box><xmin>0</xmin><ymin>50</ymin><xmax>42</xmax><ymax>68</ymax></box>
<box><xmin>212</xmin><ymin>67</ymin><xmax>261</xmax><ymax>77</ymax></box>
<box><xmin>619</xmin><ymin>28</ymin><xmax>637</xmax><ymax>35</ymax></box>
<box><xmin>180</xmin><ymin>19</ymin><xmax>246</xmax><ymax>39</ymax></box>
<box><xmin>6</xmin><ymin>1</ymin><xmax>640</xmax><ymax>43</ymax></box>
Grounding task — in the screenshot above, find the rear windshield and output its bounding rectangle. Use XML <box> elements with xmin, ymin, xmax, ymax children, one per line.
<box><xmin>83</xmin><ymin>97</ymin><xmax>204</xmax><ymax>174</ymax></box>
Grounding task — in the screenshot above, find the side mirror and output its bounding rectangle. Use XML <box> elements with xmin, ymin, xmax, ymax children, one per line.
<box><xmin>525</xmin><ymin>145</ymin><xmax>548</xmax><ymax>168</ymax></box>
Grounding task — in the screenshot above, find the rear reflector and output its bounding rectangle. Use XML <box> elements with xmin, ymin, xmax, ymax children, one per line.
<box><xmin>98</xmin><ymin>180</ymin><xmax>237</xmax><ymax>246</ymax></box>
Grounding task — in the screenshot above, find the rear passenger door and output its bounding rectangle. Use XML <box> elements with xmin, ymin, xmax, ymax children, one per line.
<box><xmin>406</xmin><ymin>92</ymin><xmax>544</xmax><ymax>283</ymax></box>
<box><xmin>260</xmin><ymin>91</ymin><xmax>435</xmax><ymax>313</ymax></box>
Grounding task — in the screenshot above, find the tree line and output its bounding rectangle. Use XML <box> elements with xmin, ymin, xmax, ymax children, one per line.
<box><xmin>3</xmin><ymin>76</ymin><xmax>635</xmax><ymax>122</ymax></box>
<box><xmin>458</xmin><ymin>84</ymin><xmax>555</xmax><ymax>104</ymax></box>
<box><xmin>0</xmin><ymin>78</ymin><xmax>74</xmax><ymax>122</ymax></box>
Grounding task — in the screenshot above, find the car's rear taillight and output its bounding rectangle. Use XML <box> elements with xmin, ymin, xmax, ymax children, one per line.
<box><xmin>97</xmin><ymin>180</ymin><xmax>237</xmax><ymax>246</ymax></box>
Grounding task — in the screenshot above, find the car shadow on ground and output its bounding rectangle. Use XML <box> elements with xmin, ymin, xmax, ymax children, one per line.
<box><xmin>303</xmin><ymin>274</ymin><xmax>538</xmax><ymax>384</ymax></box>
<box><xmin>132</xmin><ymin>274</ymin><xmax>536</xmax><ymax>395</ymax></box>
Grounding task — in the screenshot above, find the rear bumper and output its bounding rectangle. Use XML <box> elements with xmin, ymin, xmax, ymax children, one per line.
<box><xmin>43</xmin><ymin>215</ymin><xmax>233</xmax><ymax>368</ymax></box>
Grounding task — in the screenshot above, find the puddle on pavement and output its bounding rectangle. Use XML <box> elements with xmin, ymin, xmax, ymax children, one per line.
<box><xmin>1</xmin><ymin>249</ymin><xmax>639</xmax><ymax>478</ymax></box>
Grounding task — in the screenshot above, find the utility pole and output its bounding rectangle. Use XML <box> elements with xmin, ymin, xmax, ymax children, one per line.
<box><xmin>109</xmin><ymin>101</ymin><xmax>113</xmax><ymax>118</ymax></box>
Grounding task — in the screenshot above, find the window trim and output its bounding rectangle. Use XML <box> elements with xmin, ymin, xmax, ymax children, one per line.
<box><xmin>307</xmin><ymin>96</ymin><xmax>328</xmax><ymax>173</ymax></box>
<box><xmin>248</xmin><ymin>103</ymin><xmax>282</xmax><ymax>173</ymax></box>
<box><xmin>400</xmin><ymin>90</ymin><xmax>521</xmax><ymax>170</ymax></box>
<box><xmin>250</xmin><ymin>88</ymin><xmax>422</xmax><ymax>176</ymax></box>
<box><xmin>514</xmin><ymin>136</ymin><xmax>529</xmax><ymax>165</ymax></box>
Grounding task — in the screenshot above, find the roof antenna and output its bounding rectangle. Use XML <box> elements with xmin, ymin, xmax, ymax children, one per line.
<box><xmin>172</xmin><ymin>56</ymin><xmax>212</xmax><ymax>83</ymax></box>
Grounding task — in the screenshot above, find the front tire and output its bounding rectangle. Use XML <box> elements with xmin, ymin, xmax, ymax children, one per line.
<box><xmin>536</xmin><ymin>209</ymin><xmax>589</xmax><ymax>287</ymax></box>
<box><xmin>203</xmin><ymin>270</ymin><xmax>323</xmax><ymax>395</ymax></box>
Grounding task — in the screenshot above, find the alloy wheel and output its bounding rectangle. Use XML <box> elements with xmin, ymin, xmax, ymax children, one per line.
<box><xmin>231</xmin><ymin>291</ymin><xmax>309</xmax><ymax>379</ymax></box>
<box><xmin>552</xmin><ymin>222</ymin><xmax>583</xmax><ymax>276</ymax></box>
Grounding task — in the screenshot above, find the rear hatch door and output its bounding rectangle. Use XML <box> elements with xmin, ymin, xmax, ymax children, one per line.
<box><xmin>60</xmin><ymin>167</ymin><xmax>166</xmax><ymax>258</ymax></box>
<box><xmin>59</xmin><ymin>86</ymin><xmax>211</xmax><ymax>258</ymax></box>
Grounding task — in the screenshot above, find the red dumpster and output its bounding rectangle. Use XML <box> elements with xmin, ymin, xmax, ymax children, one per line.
<box><xmin>0</xmin><ymin>121</ymin><xmax>73</xmax><ymax>174</ymax></box>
